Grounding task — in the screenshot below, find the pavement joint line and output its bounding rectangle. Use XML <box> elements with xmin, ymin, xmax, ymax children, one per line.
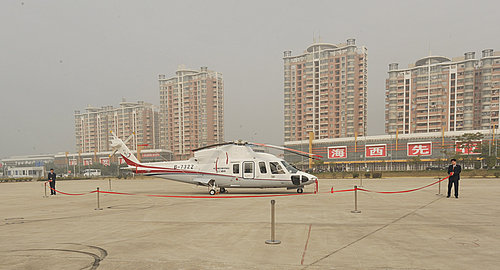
<box><xmin>0</xmin><ymin>200</ymin><xmax>200</xmax><ymax>227</ymax></box>
<box><xmin>300</xmin><ymin>224</ymin><xmax>313</xmax><ymax>265</ymax></box>
<box><xmin>302</xmin><ymin>196</ymin><xmax>444</xmax><ymax>269</ymax></box>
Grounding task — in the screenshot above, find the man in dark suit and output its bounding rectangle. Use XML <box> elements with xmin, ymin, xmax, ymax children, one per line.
<box><xmin>447</xmin><ymin>159</ymin><xmax>461</xmax><ymax>198</ymax></box>
<box><xmin>48</xmin><ymin>169</ymin><xmax>56</xmax><ymax>195</ymax></box>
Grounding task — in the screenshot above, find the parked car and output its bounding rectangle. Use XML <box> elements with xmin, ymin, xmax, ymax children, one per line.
<box><xmin>83</xmin><ymin>169</ymin><xmax>101</xmax><ymax>177</ymax></box>
<box><xmin>426</xmin><ymin>166</ymin><xmax>445</xmax><ymax>171</ymax></box>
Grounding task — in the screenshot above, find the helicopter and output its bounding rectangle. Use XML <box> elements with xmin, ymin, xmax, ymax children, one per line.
<box><xmin>109</xmin><ymin>131</ymin><xmax>321</xmax><ymax>195</ymax></box>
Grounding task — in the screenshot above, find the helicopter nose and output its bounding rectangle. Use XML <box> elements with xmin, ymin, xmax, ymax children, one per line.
<box><xmin>302</xmin><ymin>175</ymin><xmax>309</xmax><ymax>183</ymax></box>
<box><xmin>305</xmin><ymin>173</ymin><xmax>317</xmax><ymax>183</ymax></box>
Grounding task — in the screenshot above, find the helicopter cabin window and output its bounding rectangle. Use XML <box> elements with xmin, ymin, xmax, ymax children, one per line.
<box><xmin>244</xmin><ymin>162</ymin><xmax>253</xmax><ymax>174</ymax></box>
<box><xmin>269</xmin><ymin>162</ymin><xmax>285</xmax><ymax>174</ymax></box>
<box><xmin>233</xmin><ymin>164</ymin><xmax>239</xmax><ymax>174</ymax></box>
<box><xmin>259</xmin><ymin>162</ymin><xmax>267</xmax><ymax>174</ymax></box>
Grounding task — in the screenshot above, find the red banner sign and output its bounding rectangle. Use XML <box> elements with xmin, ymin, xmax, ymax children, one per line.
<box><xmin>328</xmin><ymin>146</ymin><xmax>347</xmax><ymax>159</ymax></box>
<box><xmin>456</xmin><ymin>141</ymin><xmax>481</xmax><ymax>155</ymax></box>
<box><xmin>100</xmin><ymin>157</ymin><xmax>110</xmax><ymax>166</ymax></box>
<box><xmin>83</xmin><ymin>158</ymin><xmax>93</xmax><ymax>166</ymax></box>
<box><xmin>366</xmin><ymin>144</ymin><xmax>386</xmax><ymax>157</ymax></box>
<box><xmin>407</xmin><ymin>142</ymin><xmax>432</xmax><ymax>156</ymax></box>
<box><xmin>118</xmin><ymin>157</ymin><xmax>125</xmax><ymax>165</ymax></box>
<box><xmin>69</xmin><ymin>159</ymin><xmax>77</xmax><ymax>166</ymax></box>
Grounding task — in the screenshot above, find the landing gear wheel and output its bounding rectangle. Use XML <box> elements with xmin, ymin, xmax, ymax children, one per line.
<box><xmin>220</xmin><ymin>187</ymin><xmax>226</xmax><ymax>193</ymax></box>
<box><xmin>297</xmin><ymin>188</ymin><xmax>304</xmax><ymax>194</ymax></box>
<box><xmin>209</xmin><ymin>189</ymin><xmax>216</xmax><ymax>195</ymax></box>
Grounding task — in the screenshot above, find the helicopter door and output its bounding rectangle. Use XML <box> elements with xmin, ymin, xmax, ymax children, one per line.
<box><xmin>243</xmin><ymin>162</ymin><xmax>254</xmax><ymax>179</ymax></box>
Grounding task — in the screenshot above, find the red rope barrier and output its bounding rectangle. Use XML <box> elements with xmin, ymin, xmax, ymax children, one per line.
<box><xmin>44</xmin><ymin>174</ymin><xmax>451</xmax><ymax>198</ymax></box>
<box><xmin>329</xmin><ymin>188</ymin><xmax>356</xmax><ymax>194</ymax></box>
<box><xmin>357</xmin><ymin>175</ymin><xmax>450</xmax><ymax>194</ymax></box>
<box><xmin>98</xmin><ymin>190</ymin><xmax>313</xmax><ymax>199</ymax></box>
<box><xmin>46</xmin><ymin>184</ymin><xmax>314</xmax><ymax>199</ymax></box>
<box><xmin>46</xmin><ymin>182</ymin><xmax>96</xmax><ymax>196</ymax></box>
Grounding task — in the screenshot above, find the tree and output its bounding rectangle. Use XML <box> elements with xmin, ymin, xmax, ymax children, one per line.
<box><xmin>480</xmin><ymin>141</ymin><xmax>497</xmax><ymax>169</ymax></box>
<box><xmin>408</xmin><ymin>156</ymin><xmax>422</xmax><ymax>170</ymax></box>
<box><xmin>313</xmin><ymin>159</ymin><xmax>325</xmax><ymax>172</ymax></box>
<box><xmin>455</xmin><ymin>132</ymin><xmax>484</xmax><ymax>169</ymax></box>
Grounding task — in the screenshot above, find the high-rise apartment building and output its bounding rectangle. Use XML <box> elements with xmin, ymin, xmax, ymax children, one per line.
<box><xmin>158</xmin><ymin>66</ymin><xmax>224</xmax><ymax>160</ymax></box>
<box><xmin>385</xmin><ymin>49</ymin><xmax>500</xmax><ymax>134</ymax></box>
<box><xmin>477</xmin><ymin>49</ymin><xmax>500</xmax><ymax>130</ymax></box>
<box><xmin>283</xmin><ymin>39</ymin><xmax>367</xmax><ymax>142</ymax></box>
<box><xmin>75</xmin><ymin>100</ymin><xmax>159</xmax><ymax>153</ymax></box>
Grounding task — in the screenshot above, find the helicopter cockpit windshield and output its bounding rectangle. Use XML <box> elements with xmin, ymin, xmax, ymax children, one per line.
<box><xmin>269</xmin><ymin>162</ymin><xmax>285</xmax><ymax>174</ymax></box>
<box><xmin>280</xmin><ymin>160</ymin><xmax>298</xmax><ymax>173</ymax></box>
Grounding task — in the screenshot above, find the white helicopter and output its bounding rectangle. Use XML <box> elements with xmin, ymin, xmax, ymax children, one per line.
<box><xmin>109</xmin><ymin>132</ymin><xmax>321</xmax><ymax>195</ymax></box>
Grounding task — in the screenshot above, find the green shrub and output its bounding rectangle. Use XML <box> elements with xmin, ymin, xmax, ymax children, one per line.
<box><xmin>494</xmin><ymin>172</ymin><xmax>500</xmax><ymax>178</ymax></box>
<box><xmin>372</xmin><ymin>172</ymin><xmax>382</xmax><ymax>178</ymax></box>
<box><xmin>474</xmin><ymin>162</ymin><xmax>481</xmax><ymax>170</ymax></box>
<box><xmin>352</xmin><ymin>172</ymin><xmax>359</xmax><ymax>178</ymax></box>
<box><xmin>364</xmin><ymin>173</ymin><xmax>371</xmax><ymax>178</ymax></box>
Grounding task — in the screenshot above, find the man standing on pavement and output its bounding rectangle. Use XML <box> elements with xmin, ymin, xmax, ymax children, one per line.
<box><xmin>48</xmin><ymin>168</ymin><xmax>56</xmax><ymax>195</ymax></box>
<box><xmin>447</xmin><ymin>159</ymin><xmax>461</xmax><ymax>198</ymax></box>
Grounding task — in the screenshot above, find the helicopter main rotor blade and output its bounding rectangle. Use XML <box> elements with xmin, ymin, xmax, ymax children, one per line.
<box><xmin>123</xmin><ymin>133</ymin><xmax>134</xmax><ymax>144</ymax></box>
<box><xmin>191</xmin><ymin>142</ymin><xmax>233</xmax><ymax>152</ymax></box>
<box><xmin>249</xmin><ymin>142</ymin><xmax>323</xmax><ymax>160</ymax></box>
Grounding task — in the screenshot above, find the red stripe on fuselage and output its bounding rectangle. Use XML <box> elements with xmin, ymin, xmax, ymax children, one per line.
<box><xmin>121</xmin><ymin>155</ymin><xmax>298</xmax><ymax>182</ymax></box>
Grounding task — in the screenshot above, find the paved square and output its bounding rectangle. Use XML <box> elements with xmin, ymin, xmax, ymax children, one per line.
<box><xmin>0</xmin><ymin>177</ymin><xmax>499</xmax><ymax>269</ymax></box>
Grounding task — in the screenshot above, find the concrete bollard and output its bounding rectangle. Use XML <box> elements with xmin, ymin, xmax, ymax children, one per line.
<box><xmin>351</xmin><ymin>185</ymin><xmax>361</xmax><ymax>213</ymax></box>
<box><xmin>108</xmin><ymin>179</ymin><xmax>112</xmax><ymax>191</ymax></box>
<box><xmin>265</xmin><ymin>200</ymin><xmax>281</xmax><ymax>244</ymax></box>
<box><xmin>95</xmin><ymin>187</ymin><xmax>103</xmax><ymax>210</ymax></box>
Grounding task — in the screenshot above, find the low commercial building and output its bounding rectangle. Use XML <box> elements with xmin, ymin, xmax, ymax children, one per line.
<box><xmin>1</xmin><ymin>155</ymin><xmax>53</xmax><ymax>178</ymax></box>
<box><xmin>285</xmin><ymin>129</ymin><xmax>497</xmax><ymax>171</ymax></box>
<box><xmin>54</xmin><ymin>149</ymin><xmax>173</xmax><ymax>174</ymax></box>
<box><xmin>6</xmin><ymin>167</ymin><xmax>45</xmax><ymax>178</ymax></box>
<box><xmin>1</xmin><ymin>149</ymin><xmax>172</xmax><ymax>177</ymax></box>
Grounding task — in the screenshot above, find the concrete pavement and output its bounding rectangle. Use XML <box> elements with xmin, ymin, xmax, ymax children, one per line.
<box><xmin>0</xmin><ymin>177</ymin><xmax>499</xmax><ymax>269</ymax></box>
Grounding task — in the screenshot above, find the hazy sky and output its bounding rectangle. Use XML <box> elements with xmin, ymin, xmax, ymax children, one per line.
<box><xmin>1</xmin><ymin>0</ymin><xmax>499</xmax><ymax>158</ymax></box>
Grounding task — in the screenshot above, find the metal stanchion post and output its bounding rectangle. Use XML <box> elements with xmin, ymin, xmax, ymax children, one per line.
<box><xmin>265</xmin><ymin>200</ymin><xmax>281</xmax><ymax>244</ymax></box>
<box><xmin>43</xmin><ymin>182</ymin><xmax>48</xmax><ymax>198</ymax></box>
<box><xmin>108</xmin><ymin>179</ymin><xmax>112</xmax><ymax>191</ymax></box>
<box><xmin>436</xmin><ymin>177</ymin><xmax>441</xmax><ymax>196</ymax></box>
<box><xmin>351</xmin><ymin>185</ymin><xmax>361</xmax><ymax>213</ymax></box>
<box><xmin>95</xmin><ymin>187</ymin><xmax>103</xmax><ymax>210</ymax></box>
